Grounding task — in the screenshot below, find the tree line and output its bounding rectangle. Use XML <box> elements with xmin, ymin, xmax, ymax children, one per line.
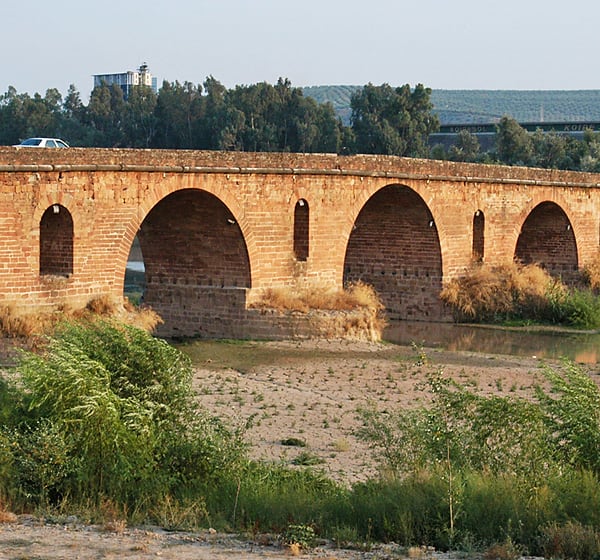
<box><xmin>0</xmin><ymin>78</ymin><xmax>437</xmax><ymax>157</ymax></box>
<box><xmin>434</xmin><ymin>116</ymin><xmax>600</xmax><ymax>172</ymax></box>
<box><xmin>2</xmin><ymin>76</ymin><xmax>600</xmax><ymax>172</ymax></box>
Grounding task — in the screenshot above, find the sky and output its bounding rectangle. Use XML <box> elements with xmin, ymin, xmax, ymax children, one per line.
<box><xmin>3</xmin><ymin>0</ymin><xmax>600</xmax><ymax>98</ymax></box>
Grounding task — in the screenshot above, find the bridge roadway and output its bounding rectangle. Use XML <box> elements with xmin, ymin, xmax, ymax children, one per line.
<box><xmin>1</xmin><ymin>147</ymin><xmax>599</xmax><ymax>338</ymax></box>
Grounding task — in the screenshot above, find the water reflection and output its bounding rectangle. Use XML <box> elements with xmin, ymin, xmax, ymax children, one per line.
<box><xmin>127</xmin><ymin>261</ymin><xmax>145</xmax><ymax>272</ymax></box>
<box><xmin>384</xmin><ymin>321</ymin><xmax>600</xmax><ymax>364</ymax></box>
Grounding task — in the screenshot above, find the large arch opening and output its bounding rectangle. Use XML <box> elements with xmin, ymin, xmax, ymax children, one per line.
<box><xmin>343</xmin><ymin>185</ymin><xmax>443</xmax><ymax>320</ymax></box>
<box><xmin>515</xmin><ymin>201</ymin><xmax>578</xmax><ymax>283</ymax></box>
<box><xmin>133</xmin><ymin>189</ymin><xmax>251</xmax><ymax>337</ymax></box>
<box><xmin>40</xmin><ymin>204</ymin><xmax>73</xmax><ymax>277</ymax></box>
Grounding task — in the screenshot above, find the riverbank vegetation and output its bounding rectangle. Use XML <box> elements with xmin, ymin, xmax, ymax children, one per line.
<box><xmin>1</xmin><ymin>319</ymin><xmax>600</xmax><ymax>557</ymax></box>
<box><xmin>440</xmin><ymin>261</ymin><xmax>600</xmax><ymax>329</ymax></box>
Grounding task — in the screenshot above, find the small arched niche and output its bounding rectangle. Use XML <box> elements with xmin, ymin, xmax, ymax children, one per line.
<box><xmin>294</xmin><ymin>198</ymin><xmax>309</xmax><ymax>261</ymax></box>
<box><xmin>472</xmin><ymin>209</ymin><xmax>485</xmax><ymax>263</ymax></box>
<box><xmin>40</xmin><ymin>204</ymin><xmax>73</xmax><ymax>277</ymax></box>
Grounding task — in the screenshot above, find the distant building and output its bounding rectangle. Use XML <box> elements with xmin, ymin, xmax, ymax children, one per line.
<box><xmin>93</xmin><ymin>63</ymin><xmax>158</xmax><ymax>98</ymax></box>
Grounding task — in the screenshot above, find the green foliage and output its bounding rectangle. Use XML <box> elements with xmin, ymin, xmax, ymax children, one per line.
<box><xmin>281</xmin><ymin>523</ymin><xmax>316</xmax><ymax>549</ymax></box>
<box><xmin>345</xmin><ymin>475</ymin><xmax>448</xmax><ymax>546</ymax></box>
<box><xmin>2</xmin><ymin>319</ymin><xmax>246</xmax><ymax>511</ymax></box>
<box><xmin>355</xmin><ymin>359</ymin><xmax>600</xmax><ymax>550</ymax></box>
<box><xmin>441</xmin><ymin>262</ymin><xmax>600</xmax><ymax>328</ymax></box>
<box><xmin>536</xmin><ymin>361</ymin><xmax>600</xmax><ymax>474</ymax></box>
<box><xmin>559</xmin><ymin>288</ymin><xmax>600</xmax><ymax>329</ymax></box>
<box><xmin>281</xmin><ymin>437</ymin><xmax>306</xmax><ymax>447</ymax></box>
<box><xmin>207</xmin><ymin>462</ymin><xmax>343</xmax><ymax>532</ymax></box>
<box><xmin>350</xmin><ymin>83</ymin><xmax>439</xmax><ymax>157</ymax></box>
<box><xmin>496</xmin><ymin>116</ymin><xmax>534</xmax><ymax>165</ymax></box>
<box><xmin>292</xmin><ymin>451</ymin><xmax>324</xmax><ymax>466</ymax></box>
<box><xmin>358</xmin><ymin>371</ymin><xmax>554</xmax><ymax>480</ymax></box>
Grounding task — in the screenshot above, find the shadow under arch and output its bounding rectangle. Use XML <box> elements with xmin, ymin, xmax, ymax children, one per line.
<box><xmin>515</xmin><ymin>201</ymin><xmax>578</xmax><ymax>284</ymax></box>
<box><xmin>134</xmin><ymin>188</ymin><xmax>251</xmax><ymax>337</ymax></box>
<box><xmin>343</xmin><ymin>184</ymin><xmax>444</xmax><ymax>320</ymax></box>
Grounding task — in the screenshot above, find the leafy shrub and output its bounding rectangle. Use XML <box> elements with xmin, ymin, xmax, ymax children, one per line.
<box><xmin>281</xmin><ymin>437</ymin><xmax>307</xmax><ymax>447</ymax></box>
<box><xmin>292</xmin><ymin>451</ymin><xmax>324</xmax><ymax>466</ymax></box>
<box><xmin>281</xmin><ymin>523</ymin><xmax>316</xmax><ymax>549</ymax></box>
<box><xmin>4</xmin><ymin>319</ymin><xmax>247</xmax><ymax>511</ymax></box>
<box><xmin>535</xmin><ymin>361</ymin><xmax>600</xmax><ymax>475</ymax></box>
<box><xmin>211</xmin><ymin>462</ymin><xmax>342</xmax><ymax>533</ymax></box>
<box><xmin>357</xmin><ymin>371</ymin><xmax>554</xmax><ymax>480</ymax></box>
<box><xmin>559</xmin><ymin>288</ymin><xmax>600</xmax><ymax>329</ymax></box>
<box><xmin>346</xmin><ymin>475</ymin><xmax>448</xmax><ymax>546</ymax></box>
<box><xmin>356</xmin><ymin>361</ymin><xmax>600</xmax><ymax>548</ymax></box>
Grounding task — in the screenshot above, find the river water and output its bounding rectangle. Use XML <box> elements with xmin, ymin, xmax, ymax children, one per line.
<box><xmin>384</xmin><ymin>321</ymin><xmax>600</xmax><ymax>364</ymax></box>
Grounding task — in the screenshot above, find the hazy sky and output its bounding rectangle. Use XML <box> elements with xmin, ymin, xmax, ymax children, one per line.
<box><xmin>4</xmin><ymin>0</ymin><xmax>599</xmax><ymax>97</ymax></box>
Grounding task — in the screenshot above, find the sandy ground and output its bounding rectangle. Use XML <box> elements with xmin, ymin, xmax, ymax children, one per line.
<box><xmin>191</xmin><ymin>339</ymin><xmax>556</xmax><ymax>485</ymax></box>
<box><xmin>0</xmin><ymin>338</ymin><xmax>581</xmax><ymax>559</ymax></box>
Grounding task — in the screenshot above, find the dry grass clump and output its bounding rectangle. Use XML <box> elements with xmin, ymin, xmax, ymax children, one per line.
<box><xmin>250</xmin><ymin>281</ymin><xmax>387</xmax><ymax>341</ymax></box>
<box><xmin>252</xmin><ymin>281</ymin><xmax>384</xmax><ymax>314</ymax></box>
<box><xmin>583</xmin><ymin>251</ymin><xmax>600</xmax><ymax>291</ymax></box>
<box><xmin>0</xmin><ymin>506</ymin><xmax>17</xmax><ymax>524</ymax></box>
<box><xmin>0</xmin><ymin>295</ymin><xmax>162</xmax><ymax>339</ymax></box>
<box><xmin>440</xmin><ymin>262</ymin><xmax>561</xmax><ymax>322</ymax></box>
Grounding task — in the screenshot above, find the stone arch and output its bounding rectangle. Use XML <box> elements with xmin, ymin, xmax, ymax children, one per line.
<box><xmin>293</xmin><ymin>198</ymin><xmax>309</xmax><ymax>262</ymax></box>
<box><xmin>343</xmin><ymin>184</ymin><xmax>444</xmax><ymax>320</ymax></box>
<box><xmin>514</xmin><ymin>201</ymin><xmax>578</xmax><ymax>283</ymax></box>
<box><xmin>39</xmin><ymin>204</ymin><xmax>73</xmax><ymax>277</ymax></box>
<box><xmin>118</xmin><ymin>177</ymin><xmax>255</xmax><ymax>290</ymax></box>
<box><xmin>134</xmin><ymin>188</ymin><xmax>252</xmax><ymax>337</ymax></box>
<box><xmin>472</xmin><ymin>209</ymin><xmax>485</xmax><ymax>263</ymax></box>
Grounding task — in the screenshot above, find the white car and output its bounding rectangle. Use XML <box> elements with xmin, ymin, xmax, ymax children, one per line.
<box><xmin>14</xmin><ymin>137</ymin><xmax>69</xmax><ymax>148</ymax></box>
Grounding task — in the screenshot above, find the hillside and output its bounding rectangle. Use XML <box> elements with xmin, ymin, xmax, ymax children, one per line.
<box><xmin>302</xmin><ymin>86</ymin><xmax>600</xmax><ymax>125</ymax></box>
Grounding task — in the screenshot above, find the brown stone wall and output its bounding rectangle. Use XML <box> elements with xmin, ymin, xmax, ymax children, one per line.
<box><xmin>1</xmin><ymin>147</ymin><xmax>600</xmax><ymax>337</ymax></box>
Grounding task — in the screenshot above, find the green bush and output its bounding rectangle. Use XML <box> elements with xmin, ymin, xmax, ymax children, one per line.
<box><xmin>535</xmin><ymin>361</ymin><xmax>600</xmax><ymax>475</ymax></box>
<box><xmin>3</xmin><ymin>319</ymin><xmax>247</xmax><ymax>512</ymax></box>
<box><xmin>355</xmin><ymin>362</ymin><xmax>600</xmax><ymax>549</ymax></box>
<box><xmin>345</xmin><ymin>475</ymin><xmax>448</xmax><ymax>546</ymax></box>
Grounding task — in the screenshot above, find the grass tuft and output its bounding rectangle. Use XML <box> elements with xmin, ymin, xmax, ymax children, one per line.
<box><xmin>0</xmin><ymin>295</ymin><xmax>162</xmax><ymax>339</ymax></box>
<box><xmin>250</xmin><ymin>281</ymin><xmax>387</xmax><ymax>341</ymax></box>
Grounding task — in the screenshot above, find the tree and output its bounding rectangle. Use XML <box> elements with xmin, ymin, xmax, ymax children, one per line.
<box><xmin>123</xmin><ymin>85</ymin><xmax>158</xmax><ymax>148</ymax></box>
<box><xmin>86</xmin><ymin>83</ymin><xmax>126</xmax><ymax>146</ymax></box>
<box><xmin>448</xmin><ymin>130</ymin><xmax>481</xmax><ymax>162</ymax></box>
<box><xmin>153</xmin><ymin>80</ymin><xmax>205</xmax><ymax>149</ymax></box>
<box><xmin>495</xmin><ymin>116</ymin><xmax>533</xmax><ymax>166</ymax></box>
<box><xmin>60</xmin><ymin>85</ymin><xmax>92</xmax><ymax>145</ymax></box>
<box><xmin>350</xmin><ymin>83</ymin><xmax>439</xmax><ymax>157</ymax></box>
<box><xmin>531</xmin><ymin>129</ymin><xmax>569</xmax><ymax>169</ymax></box>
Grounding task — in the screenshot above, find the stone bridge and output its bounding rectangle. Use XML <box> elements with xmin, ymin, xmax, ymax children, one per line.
<box><xmin>1</xmin><ymin>147</ymin><xmax>599</xmax><ymax>338</ymax></box>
